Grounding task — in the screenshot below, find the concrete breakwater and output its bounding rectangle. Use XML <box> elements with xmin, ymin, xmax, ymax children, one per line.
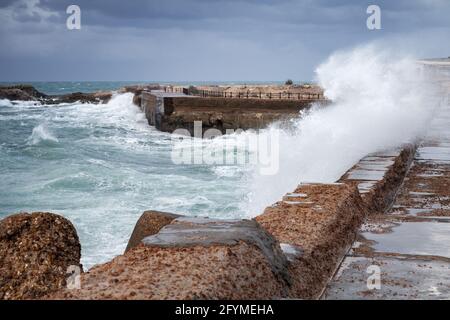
<box><xmin>0</xmin><ymin>143</ymin><xmax>417</xmax><ymax>300</ymax></box>
<box><xmin>134</xmin><ymin>90</ymin><xmax>326</xmax><ymax>135</ymax></box>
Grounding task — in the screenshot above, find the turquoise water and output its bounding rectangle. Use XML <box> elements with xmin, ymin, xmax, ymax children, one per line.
<box><xmin>0</xmin><ymin>83</ymin><xmax>255</xmax><ymax>268</ymax></box>
<box><xmin>0</xmin><ymin>81</ymin><xmax>290</xmax><ymax>95</ymax></box>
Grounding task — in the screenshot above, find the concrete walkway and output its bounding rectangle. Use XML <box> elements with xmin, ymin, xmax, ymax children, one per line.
<box><xmin>323</xmin><ymin>92</ymin><xmax>450</xmax><ymax>299</ymax></box>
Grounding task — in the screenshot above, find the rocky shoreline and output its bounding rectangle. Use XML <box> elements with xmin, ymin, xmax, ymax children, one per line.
<box><xmin>0</xmin><ymin>84</ymin><xmax>112</xmax><ymax>104</ymax></box>
<box><xmin>0</xmin><ymin>83</ymin><xmax>323</xmax><ymax>106</ymax></box>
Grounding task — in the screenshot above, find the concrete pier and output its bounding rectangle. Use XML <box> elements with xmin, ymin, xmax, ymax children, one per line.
<box><xmin>136</xmin><ymin>90</ymin><xmax>323</xmax><ymax>135</ymax></box>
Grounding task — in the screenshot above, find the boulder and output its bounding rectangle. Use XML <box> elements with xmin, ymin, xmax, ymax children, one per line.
<box><xmin>51</xmin><ymin>91</ymin><xmax>112</xmax><ymax>104</ymax></box>
<box><xmin>125</xmin><ymin>210</ymin><xmax>180</xmax><ymax>252</ymax></box>
<box><xmin>0</xmin><ymin>212</ymin><xmax>81</xmax><ymax>300</ymax></box>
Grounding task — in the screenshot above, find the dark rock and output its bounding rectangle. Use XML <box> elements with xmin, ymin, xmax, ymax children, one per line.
<box><xmin>0</xmin><ymin>84</ymin><xmax>112</xmax><ymax>104</ymax></box>
<box><xmin>125</xmin><ymin>210</ymin><xmax>180</xmax><ymax>252</ymax></box>
<box><xmin>0</xmin><ymin>212</ymin><xmax>81</xmax><ymax>300</ymax></box>
<box><xmin>49</xmin><ymin>91</ymin><xmax>112</xmax><ymax>104</ymax></box>
<box><xmin>0</xmin><ymin>85</ymin><xmax>47</xmax><ymax>101</ymax></box>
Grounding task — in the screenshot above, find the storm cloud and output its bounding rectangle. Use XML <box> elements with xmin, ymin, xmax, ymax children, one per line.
<box><xmin>0</xmin><ymin>0</ymin><xmax>449</xmax><ymax>81</ymax></box>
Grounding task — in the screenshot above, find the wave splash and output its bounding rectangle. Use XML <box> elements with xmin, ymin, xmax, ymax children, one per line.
<box><xmin>243</xmin><ymin>44</ymin><xmax>440</xmax><ymax>217</ymax></box>
<box><xmin>27</xmin><ymin>123</ymin><xmax>59</xmax><ymax>145</ymax></box>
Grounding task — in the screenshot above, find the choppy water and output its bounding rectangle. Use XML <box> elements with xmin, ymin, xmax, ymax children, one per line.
<box><xmin>1</xmin><ymin>48</ymin><xmax>446</xmax><ymax>270</ymax></box>
<box><xmin>0</xmin><ymin>90</ymin><xmax>251</xmax><ymax>268</ymax></box>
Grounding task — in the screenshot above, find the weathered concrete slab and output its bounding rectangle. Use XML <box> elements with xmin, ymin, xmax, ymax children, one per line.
<box><xmin>142</xmin><ymin>217</ymin><xmax>291</xmax><ymax>284</ymax></box>
<box><xmin>339</xmin><ymin>145</ymin><xmax>416</xmax><ymax>213</ymax></box>
<box><xmin>49</xmin><ymin>217</ymin><xmax>290</xmax><ymax>299</ymax></box>
<box><xmin>256</xmin><ymin>183</ymin><xmax>367</xmax><ymax>298</ymax></box>
<box><xmin>323</xmin><ymin>256</ymin><xmax>450</xmax><ymax>300</ymax></box>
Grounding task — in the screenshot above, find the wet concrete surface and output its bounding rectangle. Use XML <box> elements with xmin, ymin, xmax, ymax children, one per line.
<box><xmin>323</xmin><ymin>91</ymin><xmax>450</xmax><ymax>299</ymax></box>
<box><xmin>324</xmin><ymin>256</ymin><xmax>450</xmax><ymax>299</ymax></box>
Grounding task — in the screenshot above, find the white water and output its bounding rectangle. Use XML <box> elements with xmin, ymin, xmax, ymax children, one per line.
<box><xmin>27</xmin><ymin>123</ymin><xmax>59</xmax><ymax>145</ymax></box>
<box><xmin>244</xmin><ymin>45</ymin><xmax>440</xmax><ymax>216</ymax></box>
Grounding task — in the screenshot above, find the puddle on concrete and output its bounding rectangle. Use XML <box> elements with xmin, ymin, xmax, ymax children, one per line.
<box><xmin>363</xmin><ymin>221</ymin><xmax>450</xmax><ymax>258</ymax></box>
<box><xmin>323</xmin><ymin>256</ymin><xmax>450</xmax><ymax>300</ymax></box>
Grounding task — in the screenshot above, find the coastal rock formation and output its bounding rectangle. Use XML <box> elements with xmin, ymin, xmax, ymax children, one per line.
<box><xmin>51</xmin><ymin>91</ymin><xmax>112</xmax><ymax>104</ymax></box>
<box><xmin>50</xmin><ymin>217</ymin><xmax>289</xmax><ymax>299</ymax></box>
<box><xmin>125</xmin><ymin>210</ymin><xmax>180</xmax><ymax>252</ymax></box>
<box><xmin>338</xmin><ymin>145</ymin><xmax>416</xmax><ymax>213</ymax></box>
<box><xmin>0</xmin><ymin>85</ymin><xmax>111</xmax><ymax>104</ymax></box>
<box><xmin>0</xmin><ymin>212</ymin><xmax>81</xmax><ymax>300</ymax></box>
<box><xmin>0</xmin><ymin>85</ymin><xmax>47</xmax><ymax>101</ymax></box>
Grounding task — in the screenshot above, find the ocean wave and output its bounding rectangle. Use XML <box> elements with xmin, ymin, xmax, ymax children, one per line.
<box><xmin>27</xmin><ymin>123</ymin><xmax>59</xmax><ymax>145</ymax></box>
<box><xmin>243</xmin><ymin>44</ymin><xmax>440</xmax><ymax>217</ymax></box>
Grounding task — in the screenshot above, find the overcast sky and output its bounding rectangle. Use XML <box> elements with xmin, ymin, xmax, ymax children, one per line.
<box><xmin>0</xmin><ymin>0</ymin><xmax>449</xmax><ymax>81</ymax></box>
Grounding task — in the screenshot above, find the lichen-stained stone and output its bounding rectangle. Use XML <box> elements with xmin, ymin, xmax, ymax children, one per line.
<box><xmin>0</xmin><ymin>212</ymin><xmax>82</xmax><ymax>300</ymax></box>
<box><xmin>49</xmin><ymin>218</ymin><xmax>290</xmax><ymax>300</ymax></box>
<box><xmin>125</xmin><ymin>210</ymin><xmax>181</xmax><ymax>253</ymax></box>
<box><xmin>256</xmin><ymin>183</ymin><xmax>367</xmax><ymax>299</ymax></box>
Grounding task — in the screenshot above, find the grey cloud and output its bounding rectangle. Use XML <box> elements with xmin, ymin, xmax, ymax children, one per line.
<box><xmin>0</xmin><ymin>0</ymin><xmax>449</xmax><ymax>81</ymax></box>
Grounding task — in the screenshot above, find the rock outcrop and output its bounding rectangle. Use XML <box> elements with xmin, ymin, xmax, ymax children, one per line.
<box><xmin>50</xmin><ymin>91</ymin><xmax>112</xmax><ymax>104</ymax></box>
<box><xmin>0</xmin><ymin>212</ymin><xmax>81</xmax><ymax>300</ymax></box>
<box><xmin>0</xmin><ymin>85</ymin><xmax>47</xmax><ymax>101</ymax></box>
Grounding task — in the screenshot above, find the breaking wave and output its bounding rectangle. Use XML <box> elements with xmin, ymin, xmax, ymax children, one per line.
<box><xmin>243</xmin><ymin>44</ymin><xmax>441</xmax><ymax>216</ymax></box>
<box><xmin>27</xmin><ymin>123</ymin><xmax>59</xmax><ymax>145</ymax></box>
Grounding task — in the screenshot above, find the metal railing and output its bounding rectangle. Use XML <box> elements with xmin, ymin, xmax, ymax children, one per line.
<box><xmin>164</xmin><ymin>86</ymin><xmax>325</xmax><ymax>100</ymax></box>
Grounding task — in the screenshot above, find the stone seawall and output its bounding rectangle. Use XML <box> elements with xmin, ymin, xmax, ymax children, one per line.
<box><xmin>137</xmin><ymin>91</ymin><xmax>322</xmax><ymax>135</ymax></box>
<box><xmin>35</xmin><ymin>144</ymin><xmax>414</xmax><ymax>300</ymax></box>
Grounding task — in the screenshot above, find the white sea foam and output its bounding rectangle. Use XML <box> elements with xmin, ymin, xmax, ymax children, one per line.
<box><xmin>243</xmin><ymin>44</ymin><xmax>441</xmax><ymax>217</ymax></box>
<box><xmin>27</xmin><ymin>123</ymin><xmax>59</xmax><ymax>145</ymax></box>
<box><xmin>0</xmin><ymin>99</ymin><xmax>13</xmax><ymax>107</ymax></box>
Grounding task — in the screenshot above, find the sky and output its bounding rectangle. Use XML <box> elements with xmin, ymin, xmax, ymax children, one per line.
<box><xmin>0</xmin><ymin>0</ymin><xmax>449</xmax><ymax>82</ymax></box>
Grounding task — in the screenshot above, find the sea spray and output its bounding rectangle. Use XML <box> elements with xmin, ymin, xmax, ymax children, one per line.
<box><xmin>243</xmin><ymin>44</ymin><xmax>441</xmax><ymax>217</ymax></box>
<box><xmin>27</xmin><ymin>123</ymin><xmax>59</xmax><ymax>145</ymax></box>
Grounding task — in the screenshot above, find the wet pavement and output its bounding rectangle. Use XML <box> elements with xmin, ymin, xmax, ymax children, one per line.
<box><xmin>323</xmin><ymin>85</ymin><xmax>450</xmax><ymax>300</ymax></box>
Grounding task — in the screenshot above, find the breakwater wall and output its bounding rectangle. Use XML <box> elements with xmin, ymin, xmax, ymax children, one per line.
<box><xmin>136</xmin><ymin>91</ymin><xmax>324</xmax><ymax>134</ymax></box>
<box><xmin>3</xmin><ymin>144</ymin><xmax>413</xmax><ymax>300</ymax></box>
